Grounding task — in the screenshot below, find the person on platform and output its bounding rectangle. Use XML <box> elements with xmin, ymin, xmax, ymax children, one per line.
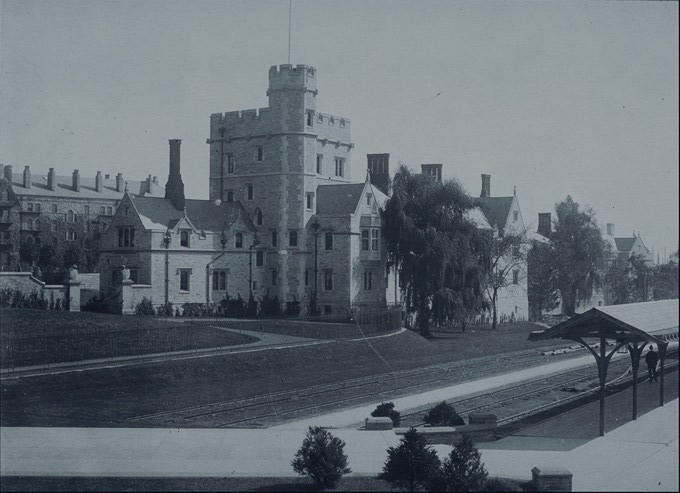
<box><xmin>645</xmin><ymin>345</ymin><xmax>659</xmax><ymax>383</ymax></box>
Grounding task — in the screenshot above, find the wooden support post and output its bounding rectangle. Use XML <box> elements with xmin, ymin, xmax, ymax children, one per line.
<box><xmin>659</xmin><ymin>342</ymin><xmax>668</xmax><ymax>407</ymax></box>
<box><xmin>628</xmin><ymin>342</ymin><xmax>642</xmax><ymax>421</ymax></box>
<box><xmin>598</xmin><ymin>325</ymin><xmax>607</xmax><ymax>437</ymax></box>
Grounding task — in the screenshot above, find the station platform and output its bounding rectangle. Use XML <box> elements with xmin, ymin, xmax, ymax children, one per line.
<box><xmin>1</xmin><ymin>353</ymin><xmax>677</xmax><ymax>491</ymax></box>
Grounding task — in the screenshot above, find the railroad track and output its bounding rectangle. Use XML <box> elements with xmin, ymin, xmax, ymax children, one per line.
<box><xmin>128</xmin><ymin>346</ymin><xmax>658</xmax><ymax>428</ymax></box>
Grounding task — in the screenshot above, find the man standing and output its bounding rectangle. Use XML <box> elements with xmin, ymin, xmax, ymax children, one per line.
<box><xmin>645</xmin><ymin>345</ymin><xmax>659</xmax><ymax>383</ymax></box>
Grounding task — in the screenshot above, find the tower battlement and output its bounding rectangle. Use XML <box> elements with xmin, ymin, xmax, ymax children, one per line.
<box><xmin>268</xmin><ymin>64</ymin><xmax>317</xmax><ymax>95</ymax></box>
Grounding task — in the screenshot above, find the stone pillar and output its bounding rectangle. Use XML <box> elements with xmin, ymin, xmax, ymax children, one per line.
<box><xmin>120</xmin><ymin>265</ymin><xmax>134</xmax><ymax>315</ymax></box>
<box><xmin>532</xmin><ymin>466</ymin><xmax>572</xmax><ymax>492</ymax></box>
<box><xmin>66</xmin><ymin>265</ymin><xmax>81</xmax><ymax>312</ymax></box>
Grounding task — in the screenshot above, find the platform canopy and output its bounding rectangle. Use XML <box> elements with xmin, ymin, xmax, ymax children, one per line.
<box><xmin>529</xmin><ymin>299</ymin><xmax>679</xmax><ymax>345</ymax></box>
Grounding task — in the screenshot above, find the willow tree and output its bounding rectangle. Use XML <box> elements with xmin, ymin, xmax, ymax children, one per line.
<box><xmin>382</xmin><ymin>165</ymin><xmax>489</xmax><ymax>337</ymax></box>
<box><xmin>551</xmin><ymin>196</ymin><xmax>607</xmax><ymax>316</ymax></box>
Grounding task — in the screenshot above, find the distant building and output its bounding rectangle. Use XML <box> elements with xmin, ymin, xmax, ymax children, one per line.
<box><xmin>0</xmin><ymin>178</ymin><xmax>20</xmax><ymax>269</ymax></box>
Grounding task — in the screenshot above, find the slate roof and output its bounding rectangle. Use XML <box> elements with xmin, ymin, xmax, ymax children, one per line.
<box><xmin>316</xmin><ymin>183</ymin><xmax>366</xmax><ymax>215</ymax></box>
<box><xmin>614</xmin><ymin>237</ymin><xmax>637</xmax><ymax>252</ymax></box>
<box><xmin>7</xmin><ymin>171</ymin><xmax>165</xmax><ymax>200</ymax></box>
<box><xmin>477</xmin><ymin>196</ymin><xmax>513</xmax><ymax>229</ymax></box>
<box><xmin>131</xmin><ymin>196</ymin><xmax>253</xmax><ymax>232</ymax></box>
<box><xmin>466</xmin><ymin>207</ymin><xmax>493</xmax><ymax>230</ymax></box>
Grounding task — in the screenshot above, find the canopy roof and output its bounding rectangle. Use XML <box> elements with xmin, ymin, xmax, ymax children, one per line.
<box><xmin>529</xmin><ymin>300</ymin><xmax>679</xmax><ymax>345</ymax></box>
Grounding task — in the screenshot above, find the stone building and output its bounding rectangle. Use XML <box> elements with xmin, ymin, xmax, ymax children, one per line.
<box><xmin>0</xmin><ymin>162</ymin><xmax>165</xmax><ymax>272</ymax></box>
<box><xmin>205</xmin><ymin>64</ymin><xmax>386</xmax><ymax>314</ymax></box>
<box><xmin>0</xmin><ymin>178</ymin><xmax>20</xmax><ymax>269</ymax></box>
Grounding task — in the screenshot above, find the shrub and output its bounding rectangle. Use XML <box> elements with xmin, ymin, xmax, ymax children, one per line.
<box><xmin>134</xmin><ymin>297</ymin><xmax>155</xmax><ymax>316</ymax></box>
<box><xmin>284</xmin><ymin>296</ymin><xmax>301</xmax><ymax>317</ymax></box>
<box><xmin>156</xmin><ymin>301</ymin><xmax>174</xmax><ymax>317</ymax></box>
<box><xmin>438</xmin><ymin>434</ymin><xmax>488</xmax><ymax>492</ymax></box>
<box><xmin>246</xmin><ymin>293</ymin><xmax>258</xmax><ymax>318</ymax></box>
<box><xmin>378</xmin><ymin>428</ymin><xmax>441</xmax><ymax>492</ymax></box>
<box><xmin>291</xmin><ymin>426</ymin><xmax>351</xmax><ymax>489</ymax></box>
<box><xmin>0</xmin><ymin>288</ymin><xmax>13</xmax><ymax>308</ymax></box>
<box><xmin>223</xmin><ymin>294</ymin><xmax>246</xmax><ymax>318</ymax></box>
<box><xmin>423</xmin><ymin>401</ymin><xmax>465</xmax><ymax>427</ymax></box>
<box><xmin>259</xmin><ymin>291</ymin><xmax>280</xmax><ymax>317</ymax></box>
<box><xmin>83</xmin><ymin>293</ymin><xmax>119</xmax><ymax>314</ymax></box>
<box><xmin>181</xmin><ymin>303</ymin><xmax>207</xmax><ymax>318</ymax></box>
<box><xmin>371</xmin><ymin>402</ymin><xmax>401</xmax><ymax>427</ymax></box>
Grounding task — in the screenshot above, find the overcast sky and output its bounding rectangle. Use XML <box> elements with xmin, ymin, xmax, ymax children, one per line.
<box><xmin>1</xmin><ymin>0</ymin><xmax>678</xmax><ymax>260</ymax></box>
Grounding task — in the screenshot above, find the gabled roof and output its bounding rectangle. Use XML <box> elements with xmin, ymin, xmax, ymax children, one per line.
<box><xmin>316</xmin><ymin>183</ymin><xmax>366</xmax><ymax>215</ymax></box>
<box><xmin>466</xmin><ymin>207</ymin><xmax>493</xmax><ymax>230</ymax></box>
<box><xmin>614</xmin><ymin>237</ymin><xmax>637</xmax><ymax>252</ymax></box>
<box><xmin>7</xmin><ymin>171</ymin><xmax>165</xmax><ymax>200</ymax></box>
<box><xmin>477</xmin><ymin>196</ymin><xmax>514</xmax><ymax>229</ymax></box>
<box><xmin>529</xmin><ymin>300</ymin><xmax>679</xmax><ymax>345</ymax></box>
<box><xmin>130</xmin><ymin>196</ymin><xmax>253</xmax><ymax>232</ymax></box>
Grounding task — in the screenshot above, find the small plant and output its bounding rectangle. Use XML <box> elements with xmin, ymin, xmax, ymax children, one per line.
<box><xmin>259</xmin><ymin>291</ymin><xmax>281</xmax><ymax>317</ymax></box>
<box><xmin>378</xmin><ymin>428</ymin><xmax>441</xmax><ymax>492</ymax></box>
<box><xmin>291</xmin><ymin>426</ymin><xmax>351</xmax><ymax>489</ymax></box>
<box><xmin>134</xmin><ymin>297</ymin><xmax>155</xmax><ymax>316</ymax></box>
<box><xmin>371</xmin><ymin>402</ymin><xmax>401</xmax><ymax>427</ymax></box>
<box><xmin>284</xmin><ymin>296</ymin><xmax>301</xmax><ymax>317</ymax></box>
<box><xmin>439</xmin><ymin>434</ymin><xmax>488</xmax><ymax>492</ymax></box>
<box><xmin>156</xmin><ymin>301</ymin><xmax>174</xmax><ymax>317</ymax></box>
<box><xmin>423</xmin><ymin>401</ymin><xmax>465</xmax><ymax>427</ymax></box>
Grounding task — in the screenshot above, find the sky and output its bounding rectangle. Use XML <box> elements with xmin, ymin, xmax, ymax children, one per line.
<box><xmin>1</xmin><ymin>0</ymin><xmax>678</xmax><ymax>260</ymax></box>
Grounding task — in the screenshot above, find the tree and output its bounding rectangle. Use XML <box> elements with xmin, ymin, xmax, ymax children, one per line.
<box><xmin>438</xmin><ymin>434</ymin><xmax>488</xmax><ymax>492</ymax></box>
<box><xmin>605</xmin><ymin>254</ymin><xmax>653</xmax><ymax>305</ymax></box>
<box><xmin>550</xmin><ymin>196</ymin><xmax>607</xmax><ymax>316</ymax></box>
<box><xmin>18</xmin><ymin>236</ymin><xmax>40</xmax><ymax>269</ymax></box>
<box><xmin>527</xmin><ymin>240</ymin><xmax>559</xmax><ymax>320</ymax></box>
<box><xmin>371</xmin><ymin>402</ymin><xmax>401</xmax><ymax>427</ymax></box>
<box><xmin>652</xmin><ymin>255</ymin><xmax>679</xmax><ymax>300</ymax></box>
<box><xmin>483</xmin><ymin>230</ymin><xmax>527</xmax><ymax>329</ymax></box>
<box><xmin>378</xmin><ymin>428</ymin><xmax>441</xmax><ymax>492</ymax></box>
<box><xmin>423</xmin><ymin>401</ymin><xmax>465</xmax><ymax>427</ymax></box>
<box><xmin>382</xmin><ymin>165</ymin><xmax>489</xmax><ymax>337</ymax></box>
<box><xmin>291</xmin><ymin>426</ymin><xmax>351</xmax><ymax>489</ymax></box>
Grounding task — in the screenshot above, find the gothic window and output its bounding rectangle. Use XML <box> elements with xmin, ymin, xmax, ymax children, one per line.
<box><xmin>334</xmin><ymin>158</ymin><xmax>344</xmax><ymax>177</ymax></box>
<box><xmin>180</xmin><ymin>270</ymin><xmax>191</xmax><ymax>291</ymax></box>
<box><xmin>371</xmin><ymin>229</ymin><xmax>379</xmax><ymax>251</ymax></box>
<box><xmin>325</xmin><ymin>232</ymin><xmax>333</xmax><ymax>250</ymax></box>
<box><xmin>227</xmin><ymin>154</ymin><xmax>235</xmax><ymax>173</ymax></box>
<box><xmin>226</xmin><ymin>190</ymin><xmax>234</xmax><ymax>202</ymax></box>
<box><xmin>271</xmin><ymin>230</ymin><xmax>278</xmax><ymax>247</ymax></box>
<box><xmin>247</xmin><ymin>184</ymin><xmax>254</xmax><ymax>200</ymax></box>
<box><xmin>256</xmin><ymin>250</ymin><xmax>264</xmax><ymax>266</ymax></box>
<box><xmin>180</xmin><ymin>231</ymin><xmax>190</xmax><ymax>247</ymax></box>
<box><xmin>255</xmin><ymin>209</ymin><xmax>263</xmax><ymax>226</ymax></box>
<box><xmin>254</xmin><ymin>146</ymin><xmax>263</xmax><ymax>162</ymax></box>
<box><xmin>306</xmin><ymin>192</ymin><xmax>314</xmax><ymax>211</ymax></box>
<box><xmin>361</xmin><ymin>230</ymin><xmax>369</xmax><ymax>251</ymax></box>
<box><xmin>235</xmin><ymin>232</ymin><xmax>243</xmax><ymax>248</ymax></box>
<box><xmin>212</xmin><ymin>270</ymin><xmax>227</xmax><ymax>291</ymax></box>
<box><xmin>66</xmin><ymin>210</ymin><xmax>74</xmax><ymax>223</ymax></box>
<box><xmin>118</xmin><ymin>227</ymin><xmax>135</xmax><ymax>247</ymax></box>
<box><xmin>289</xmin><ymin>230</ymin><xmax>298</xmax><ymax>247</ymax></box>
<box><xmin>316</xmin><ymin>154</ymin><xmax>323</xmax><ymax>174</ymax></box>
<box><xmin>306</xmin><ymin>110</ymin><xmax>313</xmax><ymax>127</ymax></box>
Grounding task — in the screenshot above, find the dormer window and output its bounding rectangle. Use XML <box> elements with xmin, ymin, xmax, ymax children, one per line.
<box><xmin>235</xmin><ymin>232</ymin><xmax>243</xmax><ymax>248</ymax></box>
<box><xmin>366</xmin><ymin>193</ymin><xmax>372</xmax><ymax>206</ymax></box>
<box><xmin>180</xmin><ymin>231</ymin><xmax>190</xmax><ymax>247</ymax></box>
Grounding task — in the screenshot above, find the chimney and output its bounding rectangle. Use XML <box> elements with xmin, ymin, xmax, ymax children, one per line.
<box><xmin>95</xmin><ymin>171</ymin><xmax>103</xmax><ymax>192</ymax></box>
<box><xmin>481</xmin><ymin>174</ymin><xmax>491</xmax><ymax>198</ymax></box>
<box><xmin>366</xmin><ymin>153</ymin><xmax>390</xmax><ymax>195</ymax></box>
<box><xmin>4</xmin><ymin>165</ymin><xmax>13</xmax><ymax>183</ymax></box>
<box><xmin>21</xmin><ymin>166</ymin><xmax>33</xmax><ymax>188</ymax></box>
<box><xmin>147</xmin><ymin>174</ymin><xmax>154</xmax><ymax>194</ymax></box>
<box><xmin>606</xmin><ymin>223</ymin><xmax>615</xmax><ymax>236</ymax></box>
<box><xmin>152</xmin><ymin>176</ymin><xmax>158</xmax><ymax>184</ymax></box>
<box><xmin>116</xmin><ymin>172</ymin><xmax>124</xmax><ymax>192</ymax></box>
<box><xmin>47</xmin><ymin>168</ymin><xmax>56</xmax><ymax>191</ymax></box>
<box><xmin>421</xmin><ymin>163</ymin><xmax>442</xmax><ymax>182</ymax></box>
<box><xmin>165</xmin><ymin>139</ymin><xmax>185</xmax><ymax>210</ymax></box>
<box><xmin>72</xmin><ymin>169</ymin><xmax>80</xmax><ymax>192</ymax></box>
<box><xmin>538</xmin><ymin>213</ymin><xmax>551</xmax><ymax>237</ymax></box>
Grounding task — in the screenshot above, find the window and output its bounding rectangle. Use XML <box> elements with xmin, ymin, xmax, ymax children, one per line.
<box><xmin>180</xmin><ymin>270</ymin><xmax>191</xmax><ymax>291</ymax></box>
<box><xmin>256</xmin><ymin>209</ymin><xmax>263</xmax><ymax>226</ymax></box>
<box><xmin>324</xmin><ymin>271</ymin><xmax>333</xmax><ymax>291</ymax></box>
<box><xmin>340</xmin><ymin>119</ymin><xmax>346</xmax><ymax>127</ymax></box>
<box><xmin>254</xmin><ymin>146</ymin><xmax>263</xmax><ymax>162</ymax></box>
<box><xmin>51</xmin><ymin>222</ymin><xmax>57</xmax><ymax>232</ymax></box>
<box><xmin>100</xmin><ymin>206</ymin><xmax>106</xmax><ymax>215</ymax></box>
<box><xmin>180</xmin><ymin>231</ymin><xmax>189</xmax><ymax>247</ymax></box>
<box><xmin>27</xmin><ymin>203</ymin><xmax>33</xmax><ymax>212</ymax></box>
<box><xmin>124</xmin><ymin>206</ymin><xmax>129</xmax><ymax>216</ymax></box>
<box><xmin>513</xmin><ymin>270</ymin><xmax>519</xmax><ymax>285</ymax></box>
<box><xmin>306</xmin><ymin>110</ymin><xmax>313</xmax><ymax>127</ymax></box>
<box><xmin>226</xmin><ymin>190</ymin><xmax>234</xmax><ymax>202</ymax></box>
<box><xmin>325</xmin><ymin>232</ymin><xmax>333</xmax><ymax>250</ymax></box>
<box><xmin>247</xmin><ymin>184</ymin><xmax>253</xmax><ymax>200</ymax></box>
<box><xmin>361</xmin><ymin>230</ymin><xmax>369</xmax><ymax>250</ymax></box>
<box><xmin>316</xmin><ymin>154</ymin><xmax>323</xmax><ymax>174</ymax></box>
<box><xmin>212</xmin><ymin>270</ymin><xmax>227</xmax><ymax>291</ymax></box>
<box><xmin>271</xmin><ymin>230</ymin><xmax>278</xmax><ymax>247</ymax></box>
<box><xmin>306</xmin><ymin>192</ymin><xmax>314</xmax><ymax>211</ymax></box>
<box><xmin>256</xmin><ymin>250</ymin><xmax>264</xmax><ymax>266</ymax></box>
<box><xmin>289</xmin><ymin>230</ymin><xmax>298</xmax><ymax>247</ymax></box>
<box><xmin>66</xmin><ymin>210</ymin><xmax>74</xmax><ymax>223</ymax></box>
<box><xmin>317</xmin><ymin>113</ymin><xmax>323</xmax><ymax>123</ymax></box>
<box><xmin>66</xmin><ymin>230</ymin><xmax>75</xmax><ymax>241</ymax></box>
<box><xmin>84</xmin><ymin>205</ymin><xmax>90</xmax><ymax>215</ymax></box>
<box><xmin>305</xmin><ymin>270</ymin><xmax>309</xmax><ymax>286</ymax></box>
<box><xmin>334</xmin><ymin>158</ymin><xmax>344</xmax><ymax>177</ymax></box>
<box><xmin>118</xmin><ymin>227</ymin><xmax>135</xmax><ymax>247</ymax></box>
<box><xmin>235</xmin><ymin>232</ymin><xmax>243</xmax><ymax>248</ymax></box>
<box><xmin>371</xmin><ymin>229</ymin><xmax>379</xmax><ymax>251</ymax></box>
<box><xmin>366</xmin><ymin>193</ymin><xmax>372</xmax><ymax>206</ymax></box>
<box><xmin>329</xmin><ymin>117</ymin><xmax>335</xmax><ymax>125</ymax></box>
<box><xmin>227</xmin><ymin>154</ymin><xmax>235</xmax><ymax>173</ymax></box>
<box><xmin>513</xmin><ymin>211</ymin><xmax>519</xmax><ymax>222</ymax></box>
<box><xmin>364</xmin><ymin>271</ymin><xmax>373</xmax><ymax>290</ymax></box>
<box><xmin>271</xmin><ymin>269</ymin><xmax>278</xmax><ymax>286</ymax></box>
<box><xmin>107</xmin><ymin>206</ymin><xmax>113</xmax><ymax>215</ymax></box>
<box><xmin>51</xmin><ymin>204</ymin><xmax>57</xmax><ymax>213</ymax></box>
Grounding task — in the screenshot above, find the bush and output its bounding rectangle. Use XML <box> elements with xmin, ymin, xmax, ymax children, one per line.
<box><xmin>378</xmin><ymin>428</ymin><xmax>441</xmax><ymax>492</ymax></box>
<box><xmin>156</xmin><ymin>301</ymin><xmax>174</xmax><ymax>317</ymax></box>
<box><xmin>83</xmin><ymin>293</ymin><xmax>119</xmax><ymax>314</ymax></box>
<box><xmin>222</xmin><ymin>294</ymin><xmax>246</xmax><ymax>318</ymax></box>
<box><xmin>246</xmin><ymin>293</ymin><xmax>258</xmax><ymax>318</ymax></box>
<box><xmin>438</xmin><ymin>434</ymin><xmax>488</xmax><ymax>492</ymax></box>
<box><xmin>371</xmin><ymin>402</ymin><xmax>401</xmax><ymax>427</ymax></box>
<box><xmin>181</xmin><ymin>303</ymin><xmax>207</xmax><ymax>318</ymax></box>
<box><xmin>423</xmin><ymin>401</ymin><xmax>465</xmax><ymax>427</ymax></box>
<box><xmin>284</xmin><ymin>296</ymin><xmax>301</xmax><ymax>317</ymax></box>
<box><xmin>259</xmin><ymin>291</ymin><xmax>280</xmax><ymax>317</ymax></box>
<box><xmin>291</xmin><ymin>426</ymin><xmax>351</xmax><ymax>489</ymax></box>
<box><xmin>134</xmin><ymin>297</ymin><xmax>155</xmax><ymax>316</ymax></box>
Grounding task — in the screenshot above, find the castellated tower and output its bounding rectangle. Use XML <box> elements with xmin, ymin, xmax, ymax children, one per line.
<box><xmin>208</xmin><ymin>64</ymin><xmax>354</xmax><ymax>304</ymax></box>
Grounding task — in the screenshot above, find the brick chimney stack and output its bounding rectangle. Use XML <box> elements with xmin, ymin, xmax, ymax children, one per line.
<box><xmin>367</xmin><ymin>153</ymin><xmax>390</xmax><ymax>196</ymax></box>
<box><xmin>165</xmin><ymin>139</ymin><xmax>185</xmax><ymax>210</ymax></box>
<box><xmin>4</xmin><ymin>165</ymin><xmax>13</xmax><ymax>182</ymax></box>
<box><xmin>147</xmin><ymin>174</ymin><xmax>154</xmax><ymax>194</ymax></box>
<box><xmin>72</xmin><ymin>169</ymin><xmax>80</xmax><ymax>192</ymax></box>
<box><xmin>47</xmin><ymin>168</ymin><xmax>56</xmax><ymax>191</ymax></box>
<box><xmin>481</xmin><ymin>174</ymin><xmax>491</xmax><ymax>198</ymax></box>
<box><xmin>116</xmin><ymin>173</ymin><xmax>124</xmax><ymax>192</ymax></box>
<box><xmin>21</xmin><ymin>166</ymin><xmax>31</xmax><ymax>188</ymax></box>
<box><xmin>95</xmin><ymin>171</ymin><xmax>103</xmax><ymax>192</ymax></box>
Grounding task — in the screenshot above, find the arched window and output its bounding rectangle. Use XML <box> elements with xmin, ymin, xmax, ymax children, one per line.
<box><xmin>66</xmin><ymin>210</ymin><xmax>74</xmax><ymax>223</ymax></box>
<box><xmin>235</xmin><ymin>232</ymin><xmax>243</xmax><ymax>248</ymax></box>
<box><xmin>255</xmin><ymin>209</ymin><xmax>263</xmax><ymax>226</ymax></box>
<box><xmin>325</xmin><ymin>232</ymin><xmax>333</xmax><ymax>250</ymax></box>
<box><xmin>289</xmin><ymin>230</ymin><xmax>298</xmax><ymax>247</ymax></box>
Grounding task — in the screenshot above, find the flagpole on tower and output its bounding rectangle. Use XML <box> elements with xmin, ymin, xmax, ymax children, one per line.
<box><xmin>288</xmin><ymin>0</ymin><xmax>292</xmax><ymax>64</ymax></box>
